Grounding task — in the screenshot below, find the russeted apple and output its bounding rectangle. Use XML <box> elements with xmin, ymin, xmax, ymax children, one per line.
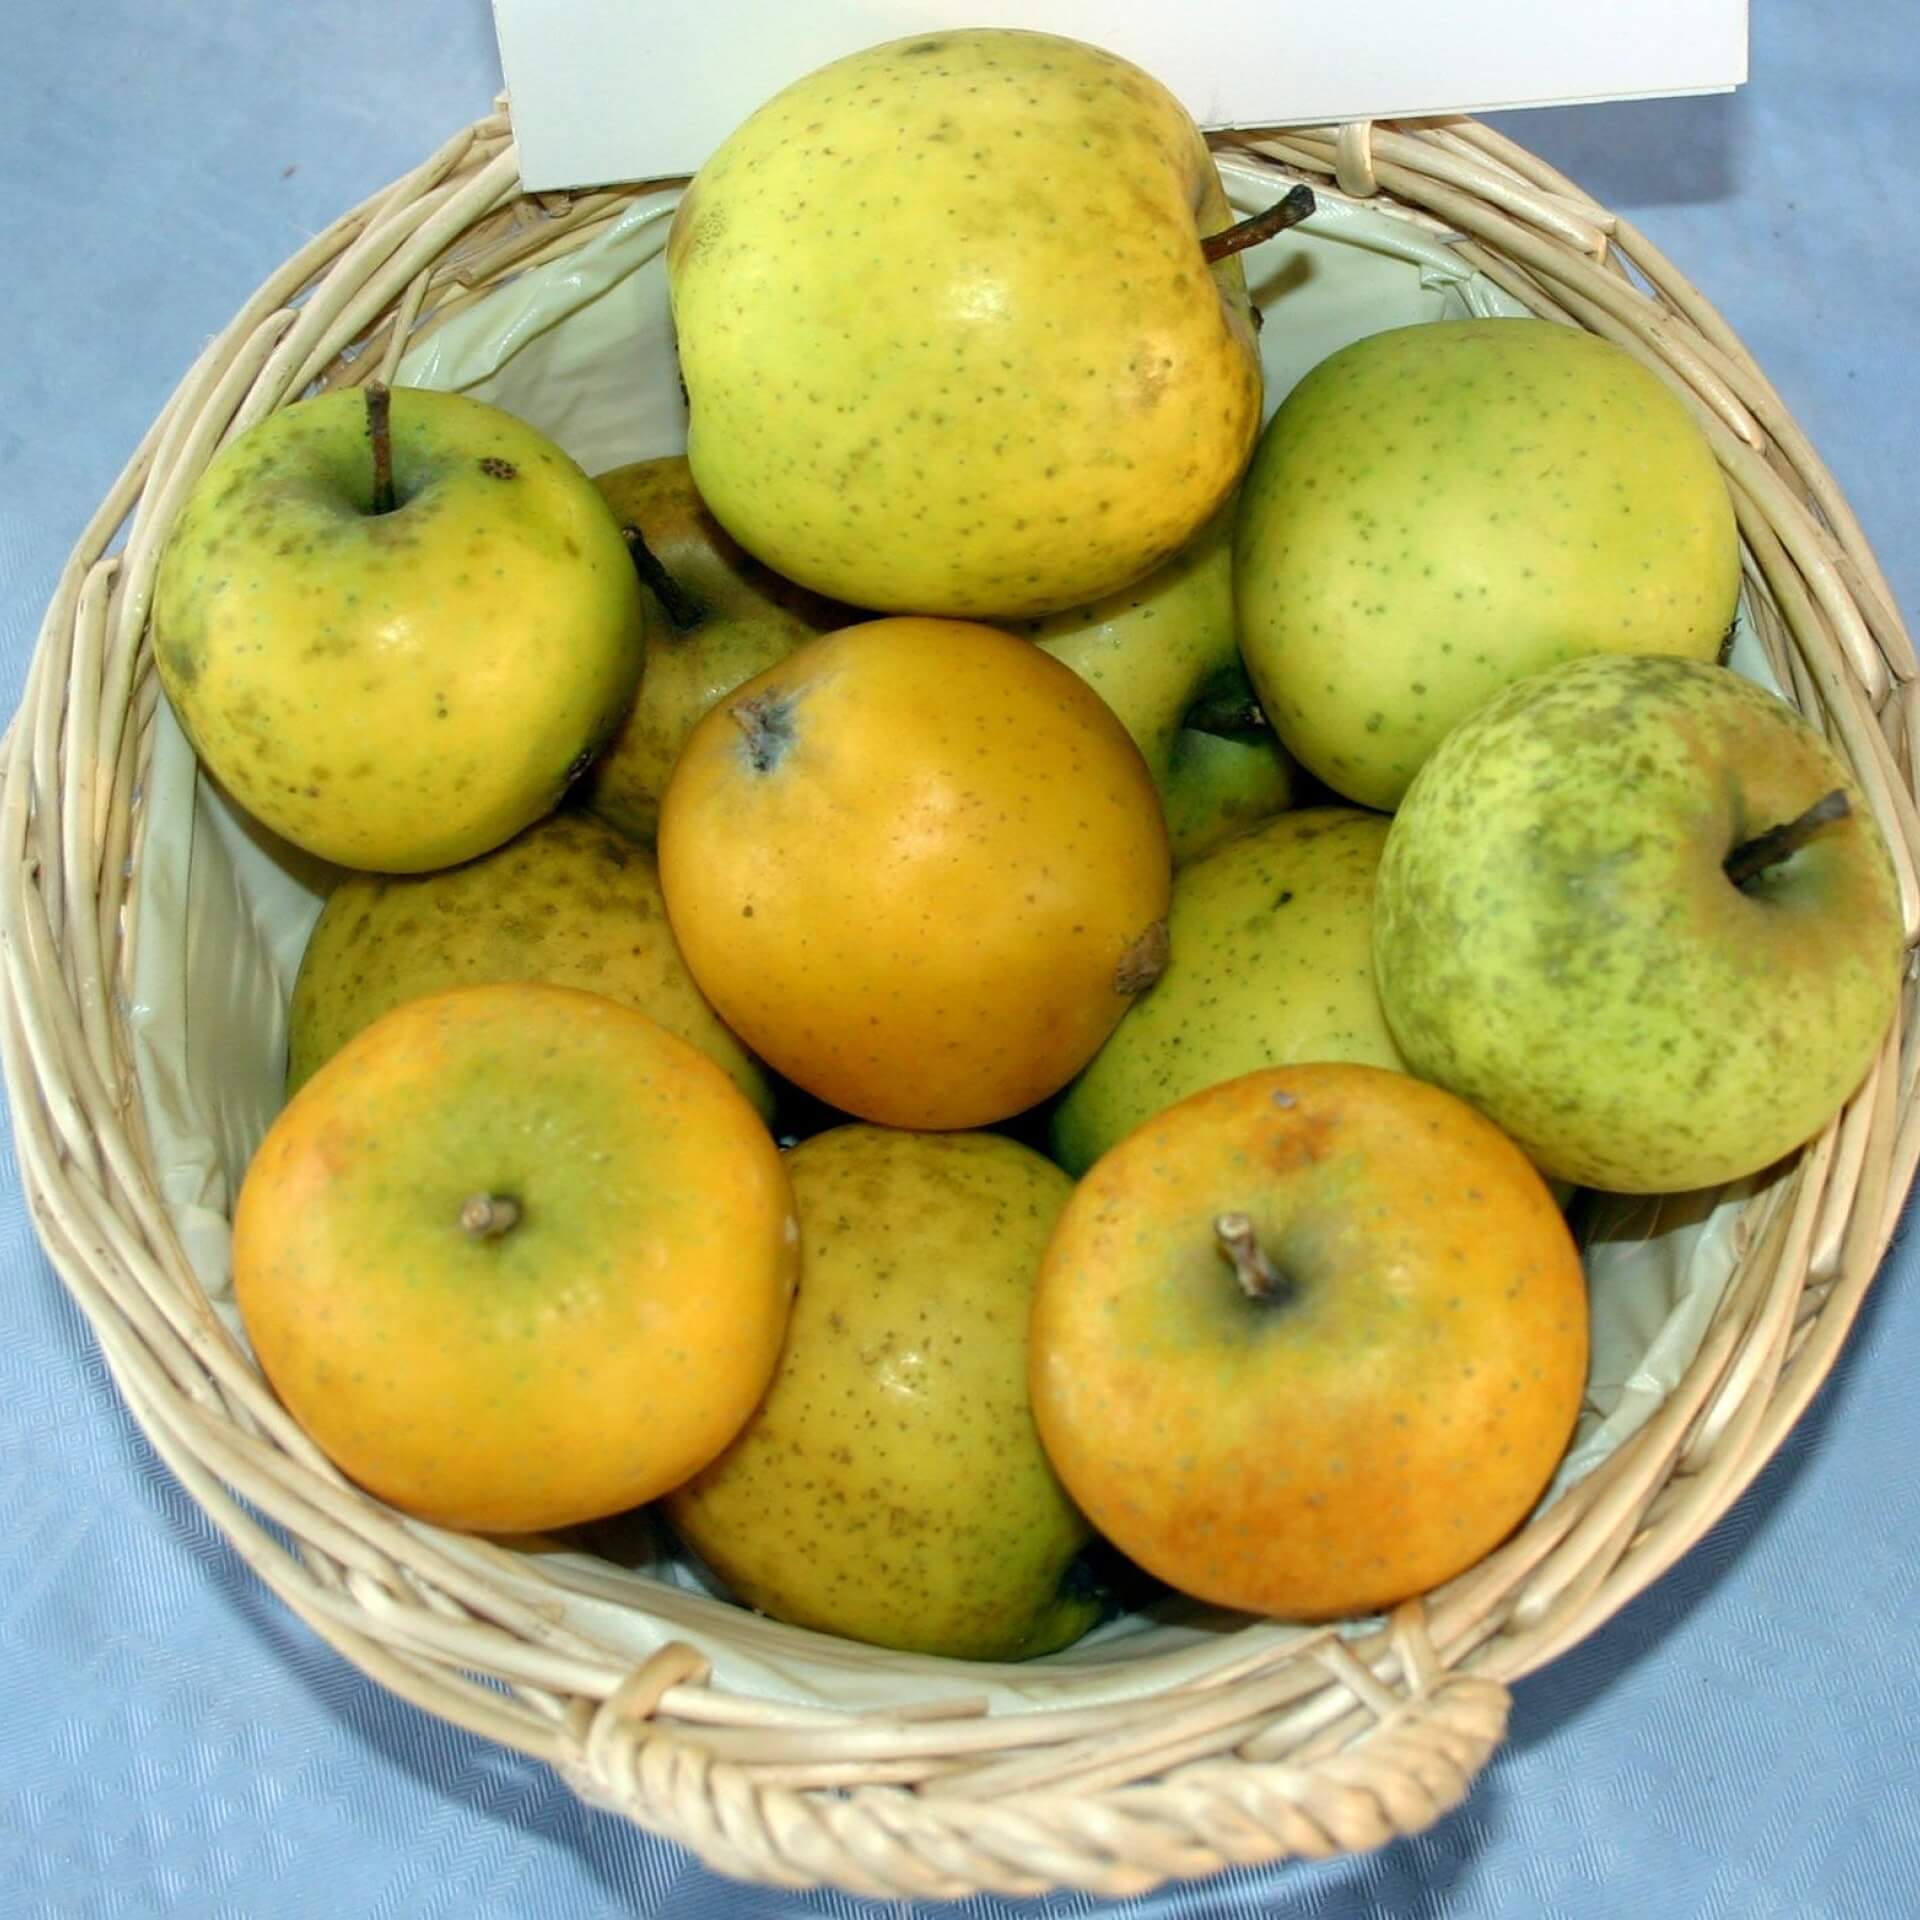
<box><xmin>285</xmin><ymin>809</ymin><xmax>773</xmax><ymax>1121</ymax></box>
<box><xmin>666</xmin><ymin>1125</ymin><xmax>1107</xmax><ymax>1662</ymax></box>
<box><xmin>1372</xmin><ymin>653</ymin><xmax>1907</xmax><ymax>1194</ymax></box>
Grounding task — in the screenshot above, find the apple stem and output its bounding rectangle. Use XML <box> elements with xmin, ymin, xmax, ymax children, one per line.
<box><xmin>1201</xmin><ymin>184</ymin><xmax>1316</xmax><ymax>265</ymax></box>
<box><xmin>459</xmin><ymin>1192</ymin><xmax>521</xmax><ymax>1240</ymax></box>
<box><xmin>1724</xmin><ymin>788</ymin><xmax>1850</xmax><ymax>889</ymax></box>
<box><xmin>366</xmin><ymin>380</ymin><xmax>397</xmax><ymax>515</ymax></box>
<box><xmin>622</xmin><ymin>524</ymin><xmax>708</xmax><ymax>632</ymax></box>
<box><xmin>1215</xmin><ymin>1211</ymin><xmax>1290</xmax><ymax>1304</ymax></box>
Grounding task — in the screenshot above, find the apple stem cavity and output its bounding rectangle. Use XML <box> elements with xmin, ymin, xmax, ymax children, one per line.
<box><xmin>1214</xmin><ymin>1212</ymin><xmax>1293</xmax><ymax>1305</ymax></box>
<box><xmin>1184</xmin><ymin>690</ymin><xmax>1270</xmax><ymax>738</ymax></box>
<box><xmin>459</xmin><ymin>1192</ymin><xmax>521</xmax><ymax>1240</ymax></box>
<box><xmin>365</xmin><ymin>380</ymin><xmax>397</xmax><ymax>516</ymax></box>
<box><xmin>622</xmin><ymin>524</ymin><xmax>708</xmax><ymax>633</ymax></box>
<box><xmin>1724</xmin><ymin>788</ymin><xmax>1851</xmax><ymax>890</ymax></box>
<box><xmin>1201</xmin><ymin>184</ymin><xmax>1317</xmax><ymax>266</ymax></box>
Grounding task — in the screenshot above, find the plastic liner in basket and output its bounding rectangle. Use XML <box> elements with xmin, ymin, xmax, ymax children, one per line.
<box><xmin>125</xmin><ymin>155</ymin><xmax>1757</xmax><ymax>1713</ymax></box>
<box><xmin>5</xmin><ymin>110</ymin><xmax>1915</xmax><ymax>1899</ymax></box>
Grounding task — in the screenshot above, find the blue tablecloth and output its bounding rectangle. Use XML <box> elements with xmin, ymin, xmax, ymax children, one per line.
<box><xmin>3</xmin><ymin>4</ymin><xmax>1918</xmax><ymax>1914</ymax></box>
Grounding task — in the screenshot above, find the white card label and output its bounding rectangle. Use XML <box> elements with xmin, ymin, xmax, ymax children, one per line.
<box><xmin>493</xmin><ymin>0</ymin><xmax>1748</xmax><ymax>192</ymax></box>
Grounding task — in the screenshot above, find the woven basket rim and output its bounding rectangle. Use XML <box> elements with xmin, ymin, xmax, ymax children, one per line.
<box><xmin>2</xmin><ymin>105</ymin><xmax>1915</xmax><ymax>1901</ymax></box>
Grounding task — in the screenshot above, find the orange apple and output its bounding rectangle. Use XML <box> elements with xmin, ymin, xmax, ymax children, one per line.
<box><xmin>1029</xmin><ymin>1061</ymin><xmax>1588</xmax><ymax>1621</ymax></box>
<box><xmin>233</xmin><ymin>980</ymin><xmax>798</xmax><ymax>1533</ymax></box>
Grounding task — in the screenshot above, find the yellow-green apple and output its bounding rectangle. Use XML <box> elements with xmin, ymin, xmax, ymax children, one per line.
<box><xmin>285</xmin><ymin>809</ymin><xmax>772</xmax><ymax>1120</ymax></box>
<box><xmin>1372</xmin><ymin>654</ymin><xmax>1906</xmax><ymax>1193</ymax></box>
<box><xmin>1018</xmin><ymin>503</ymin><xmax>1294</xmax><ymax>862</ymax></box>
<box><xmin>1234</xmin><ymin>319</ymin><xmax>1741</xmax><ymax>810</ymax></box>
<box><xmin>152</xmin><ymin>384</ymin><xmax>645</xmax><ymax>872</ymax></box>
<box><xmin>666</xmin><ymin>28</ymin><xmax>1284</xmax><ymax>618</ymax></box>
<box><xmin>1159</xmin><ymin>704</ymin><xmax>1296</xmax><ymax>866</ymax></box>
<box><xmin>1030</xmin><ymin>1061</ymin><xmax>1588</xmax><ymax>1621</ymax></box>
<box><xmin>665</xmin><ymin>1124</ymin><xmax>1106</xmax><ymax>1660</ymax></box>
<box><xmin>583</xmin><ymin>456</ymin><xmax>849</xmax><ymax>843</ymax></box>
<box><xmin>1050</xmin><ymin>807</ymin><xmax>1405</xmax><ymax>1174</ymax></box>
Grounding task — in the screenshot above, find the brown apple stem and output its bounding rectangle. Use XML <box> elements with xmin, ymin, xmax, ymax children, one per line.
<box><xmin>1201</xmin><ymin>184</ymin><xmax>1317</xmax><ymax>265</ymax></box>
<box><xmin>1724</xmin><ymin>789</ymin><xmax>1850</xmax><ymax>889</ymax></box>
<box><xmin>459</xmin><ymin>1192</ymin><xmax>521</xmax><ymax>1240</ymax></box>
<box><xmin>366</xmin><ymin>380</ymin><xmax>397</xmax><ymax>515</ymax></box>
<box><xmin>622</xmin><ymin>524</ymin><xmax>708</xmax><ymax>632</ymax></box>
<box><xmin>1215</xmin><ymin>1211</ymin><xmax>1291</xmax><ymax>1304</ymax></box>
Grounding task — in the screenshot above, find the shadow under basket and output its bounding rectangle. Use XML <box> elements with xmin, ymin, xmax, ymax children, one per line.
<box><xmin>4</xmin><ymin>109</ymin><xmax>1919</xmax><ymax>1901</ymax></box>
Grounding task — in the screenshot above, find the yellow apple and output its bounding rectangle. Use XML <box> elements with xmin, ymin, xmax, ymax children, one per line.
<box><xmin>666</xmin><ymin>28</ymin><xmax>1265</xmax><ymax>618</ymax></box>
<box><xmin>665</xmin><ymin>1124</ymin><xmax>1103</xmax><ymax>1660</ymax></box>
<box><xmin>152</xmin><ymin>384</ymin><xmax>645</xmax><ymax>872</ymax></box>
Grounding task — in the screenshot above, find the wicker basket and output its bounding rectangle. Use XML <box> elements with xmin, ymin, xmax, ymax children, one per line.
<box><xmin>3</xmin><ymin>105</ymin><xmax>1917</xmax><ymax>1901</ymax></box>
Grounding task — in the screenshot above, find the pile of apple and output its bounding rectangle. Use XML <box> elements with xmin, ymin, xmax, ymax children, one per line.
<box><xmin>154</xmin><ymin>29</ymin><xmax>1906</xmax><ymax>1661</ymax></box>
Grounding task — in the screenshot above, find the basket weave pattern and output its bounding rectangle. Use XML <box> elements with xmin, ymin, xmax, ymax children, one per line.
<box><xmin>2</xmin><ymin>110</ymin><xmax>1916</xmax><ymax>1900</ymax></box>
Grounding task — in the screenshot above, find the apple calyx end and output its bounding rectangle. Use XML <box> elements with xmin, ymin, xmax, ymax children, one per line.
<box><xmin>730</xmin><ymin>692</ymin><xmax>794</xmax><ymax>774</ymax></box>
<box><xmin>1201</xmin><ymin>183</ymin><xmax>1316</xmax><ymax>267</ymax></box>
<box><xmin>622</xmin><ymin>524</ymin><xmax>708</xmax><ymax>632</ymax></box>
<box><xmin>1724</xmin><ymin>787</ymin><xmax>1851</xmax><ymax>891</ymax></box>
<box><xmin>1115</xmin><ymin>919</ymin><xmax>1170</xmax><ymax>997</ymax></box>
<box><xmin>1214</xmin><ymin>1211</ymin><xmax>1291</xmax><ymax>1305</ymax></box>
<box><xmin>459</xmin><ymin>1192</ymin><xmax>522</xmax><ymax>1240</ymax></box>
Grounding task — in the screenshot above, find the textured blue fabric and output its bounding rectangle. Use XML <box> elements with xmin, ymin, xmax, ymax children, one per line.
<box><xmin>3</xmin><ymin>4</ymin><xmax>1918</xmax><ymax>1914</ymax></box>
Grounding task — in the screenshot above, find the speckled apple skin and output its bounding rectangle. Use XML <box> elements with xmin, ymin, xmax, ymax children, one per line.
<box><xmin>152</xmin><ymin>386</ymin><xmax>645</xmax><ymax>872</ymax></box>
<box><xmin>664</xmin><ymin>1125</ymin><xmax>1101</xmax><ymax>1663</ymax></box>
<box><xmin>1051</xmin><ymin>808</ymin><xmax>1405</xmax><ymax>1175</ymax></box>
<box><xmin>583</xmin><ymin>457</ymin><xmax>849</xmax><ymax>845</ymax></box>
<box><xmin>285</xmin><ymin>809</ymin><xmax>772</xmax><ymax>1119</ymax></box>
<box><xmin>1235</xmin><ymin>319</ymin><xmax>1741</xmax><ymax>811</ymax></box>
<box><xmin>1372</xmin><ymin>654</ymin><xmax>1906</xmax><ymax>1194</ymax></box>
<box><xmin>665</xmin><ymin>28</ymin><xmax>1262</xmax><ymax>619</ymax></box>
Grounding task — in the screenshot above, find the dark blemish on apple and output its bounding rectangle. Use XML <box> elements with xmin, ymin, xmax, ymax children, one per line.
<box><xmin>732</xmin><ymin>692</ymin><xmax>797</xmax><ymax>774</ymax></box>
<box><xmin>479</xmin><ymin>457</ymin><xmax>518</xmax><ymax>480</ymax></box>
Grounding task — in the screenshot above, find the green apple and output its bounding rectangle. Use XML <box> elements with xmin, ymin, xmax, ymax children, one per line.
<box><xmin>1372</xmin><ymin>654</ymin><xmax>1906</xmax><ymax>1194</ymax></box>
<box><xmin>153</xmin><ymin>384</ymin><xmax>645</xmax><ymax>872</ymax></box>
<box><xmin>1018</xmin><ymin>504</ymin><xmax>1294</xmax><ymax>863</ymax></box>
<box><xmin>1050</xmin><ymin>808</ymin><xmax>1405</xmax><ymax>1174</ymax></box>
<box><xmin>664</xmin><ymin>1124</ymin><xmax>1106</xmax><ymax>1661</ymax></box>
<box><xmin>583</xmin><ymin>456</ymin><xmax>849</xmax><ymax>844</ymax></box>
<box><xmin>1235</xmin><ymin>319</ymin><xmax>1741</xmax><ymax>810</ymax></box>
<box><xmin>666</xmin><ymin>28</ymin><xmax>1267</xmax><ymax>619</ymax></box>
<box><xmin>1160</xmin><ymin>695</ymin><xmax>1296</xmax><ymax>866</ymax></box>
<box><xmin>285</xmin><ymin>809</ymin><xmax>772</xmax><ymax>1120</ymax></box>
